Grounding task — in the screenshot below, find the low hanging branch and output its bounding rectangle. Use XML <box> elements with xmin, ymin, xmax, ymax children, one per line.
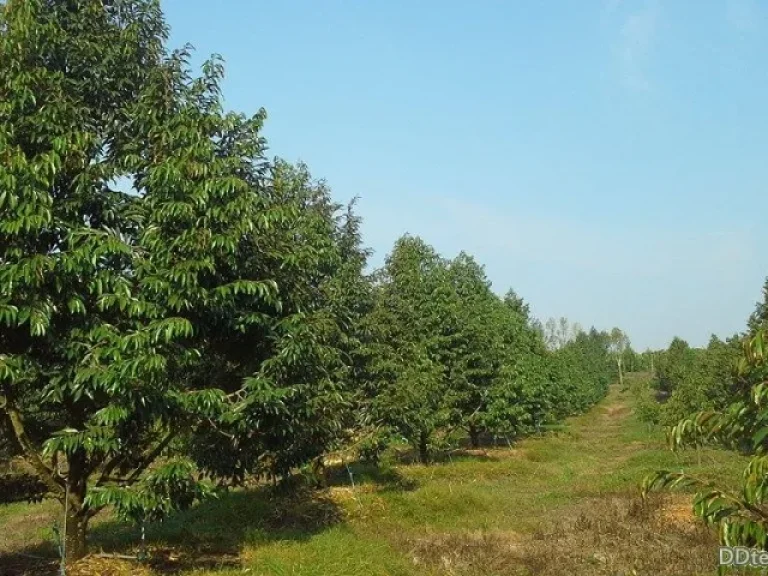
<box><xmin>95</xmin><ymin>429</ymin><xmax>179</xmax><ymax>488</ymax></box>
<box><xmin>126</xmin><ymin>430</ymin><xmax>178</xmax><ymax>485</ymax></box>
<box><xmin>1</xmin><ymin>397</ymin><xmax>65</xmax><ymax>500</ymax></box>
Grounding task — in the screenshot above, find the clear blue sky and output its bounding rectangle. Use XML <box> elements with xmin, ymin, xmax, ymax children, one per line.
<box><xmin>162</xmin><ymin>0</ymin><xmax>768</xmax><ymax>351</ymax></box>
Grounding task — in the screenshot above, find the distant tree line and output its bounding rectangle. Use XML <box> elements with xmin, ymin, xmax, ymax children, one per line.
<box><xmin>633</xmin><ymin>280</ymin><xmax>768</xmax><ymax>427</ymax></box>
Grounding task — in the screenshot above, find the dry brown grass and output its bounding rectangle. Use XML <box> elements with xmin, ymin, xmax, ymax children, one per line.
<box><xmin>408</xmin><ymin>492</ymin><xmax>719</xmax><ymax>576</ymax></box>
<box><xmin>409</xmin><ymin>530</ymin><xmax>525</xmax><ymax>576</ymax></box>
<box><xmin>67</xmin><ymin>557</ymin><xmax>154</xmax><ymax>576</ymax></box>
<box><xmin>604</xmin><ymin>403</ymin><xmax>631</xmax><ymax>420</ymax></box>
<box><xmin>1</xmin><ymin>548</ymin><xmax>242</xmax><ymax>576</ymax></box>
<box><xmin>411</xmin><ymin>494</ymin><xmax>717</xmax><ymax>576</ymax></box>
<box><xmin>524</xmin><ymin>492</ymin><xmax>717</xmax><ymax>576</ymax></box>
<box><xmin>458</xmin><ymin>448</ymin><xmax>529</xmax><ymax>461</ymax></box>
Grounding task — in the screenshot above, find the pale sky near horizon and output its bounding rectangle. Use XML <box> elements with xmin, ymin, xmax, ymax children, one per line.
<box><xmin>162</xmin><ymin>0</ymin><xmax>768</xmax><ymax>351</ymax></box>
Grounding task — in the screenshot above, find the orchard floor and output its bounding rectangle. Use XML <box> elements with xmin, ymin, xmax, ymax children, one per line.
<box><xmin>0</xmin><ymin>374</ymin><xmax>750</xmax><ymax>576</ymax></box>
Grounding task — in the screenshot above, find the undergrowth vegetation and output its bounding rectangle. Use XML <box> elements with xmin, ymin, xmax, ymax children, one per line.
<box><xmin>0</xmin><ymin>377</ymin><xmax>748</xmax><ymax>575</ymax></box>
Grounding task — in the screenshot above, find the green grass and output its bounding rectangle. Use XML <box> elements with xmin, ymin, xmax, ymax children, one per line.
<box><xmin>0</xmin><ymin>373</ymin><xmax>750</xmax><ymax>575</ymax></box>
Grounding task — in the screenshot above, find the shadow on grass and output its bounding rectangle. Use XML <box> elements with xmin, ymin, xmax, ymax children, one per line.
<box><xmin>0</xmin><ymin>459</ymin><xmax>427</xmax><ymax>576</ymax></box>
<box><xmin>455</xmin><ymin>432</ymin><xmax>519</xmax><ymax>450</ymax></box>
<box><xmin>95</xmin><ymin>485</ymin><xmax>343</xmax><ymax>571</ymax></box>
<box><xmin>0</xmin><ymin>484</ymin><xmax>345</xmax><ymax>575</ymax></box>
<box><xmin>323</xmin><ymin>461</ymin><xmax>419</xmax><ymax>492</ymax></box>
<box><xmin>388</xmin><ymin>446</ymin><xmax>502</xmax><ymax>466</ymax></box>
<box><xmin>0</xmin><ymin>549</ymin><xmax>59</xmax><ymax>576</ymax></box>
<box><xmin>0</xmin><ymin>503</ymin><xmax>59</xmax><ymax>576</ymax></box>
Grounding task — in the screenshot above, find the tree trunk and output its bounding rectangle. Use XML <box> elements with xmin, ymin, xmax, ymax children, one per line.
<box><xmin>418</xmin><ymin>432</ymin><xmax>430</xmax><ymax>464</ymax></box>
<box><xmin>62</xmin><ymin>450</ymin><xmax>90</xmax><ymax>562</ymax></box>
<box><xmin>468</xmin><ymin>424</ymin><xmax>480</xmax><ymax>449</ymax></box>
<box><xmin>616</xmin><ymin>358</ymin><xmax>624</xmax><ymax>387</ymax></box>
<box><xmin>64</xmin><ymin>510</ymin><xmax>89</xmax><ymax>561</ymax></box>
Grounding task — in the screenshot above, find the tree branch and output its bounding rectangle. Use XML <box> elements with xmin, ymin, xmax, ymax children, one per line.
<box><xmin>1</xmin><ymin>397</ymin><xmax>65</xmax><ymax>499</ymax></box>
<box><xmin>96</xmin><ymin>452</ymin><xmax>129</xmax><ymax>487</ymax></box>
<box><xmin>126</xmin><ymin>430</ymin><xmax>178</xmax><ymax>485</ymax></box>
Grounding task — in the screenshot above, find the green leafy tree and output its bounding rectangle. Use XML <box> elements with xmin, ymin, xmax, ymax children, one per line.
<box><xmin>552</xmin><ymin>328</ymin><xmax>613</xmax><ymax>417</ymax></box>
<box><xmin>442</xmin><ymin>253</ymin><xmax>502</xmax><ymax>447</ymax></box>
<box><xmin>482</xmin><ymin>293</ymin><xmax>550</xmax><ymax>439</ymax></box>
<box><xmin>644</xmin><ymin>330</ymin><xmax>768</xmax><ymax>549</ymax></box>
<box><xmin>608</xmin><ymin>327</ymin><xmax>631</xmax><ymax>387</ymax></box>
<box><xmin>0</xmin><ymin>1</ymin><xmax>363</xmax><ymax>557</ymax></box>
<box><xmin>636</xmin><ymin>349</ymin><xmax>659</xmax><ymax>374</ymax></box>
<box><xmin>503</xmin><ymin>288</ymin><xmax>530</xmax><ymax>320</ymax></box>
<box><xmin>360</xmin><ymin>236</ymin><xmax>454</xmax><ymax>463</ymax></box>
<box><xmin>654</xmin><ymin>337</ymin><xmax>697</xmax><ymax>397</ymax></box>
<box><xmin>660</xmin><ymin>334</ymin><xmax>742</xmax><ymax>425</ymax></box>
<box><xmin>172</xmin><ymin>158</ymin><xmax>366</xmax><ymax>484</ymax></box>
<box><xmin>0</xmin><ymin>0</ymin><xmax>188</xmax><ymax>558</ymax></box>
<box><xmin>621</xmin><ymin>346</ymin><xmax>638</xmax><ymax>374</ymax></box>
<box><xmin>484</xmin><ymin>347</ymin><xmax>550</xmax><ymax>439</ymax></box>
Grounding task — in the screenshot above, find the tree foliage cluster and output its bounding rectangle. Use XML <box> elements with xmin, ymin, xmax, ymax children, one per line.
<box><xmin>645</xmin><ymin>279</ymin><xmax>768</xmax><ymax>549</ymax></box>
<box><xmin>0</xmin><ymin>0</ymin><xmax>618</xmax><ymax>558</ymax></box>
<box><xmin>355</xmin><ymin>237</ymin><xmax>616</xmax><ymax>463</ymax></box>
<box><xmin>644</xmin><ymin>329</ymin><xmax>750</xmax><ymax>427</ymax></box>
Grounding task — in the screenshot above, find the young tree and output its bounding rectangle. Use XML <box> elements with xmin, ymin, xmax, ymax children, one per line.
<box><xmin>608</xmin><ymin>327</ymin><xmax>631</xmax><ymax>387</ymax></box>
<box><xmin>654</xmin><ymin>337</ymin><xmax>696</xmax><ymax>397</ymax></box>
<box><xmin>659</xmin><ymin>334</ymin><xmax>742</xmax><ymax>425</ymax></box>
<box><xmin>442</xmin><ymin>253</ymin><xmax>501</xmax><ymax>448</ymax></box>
<box><xmin>360</xmin><ymin>236</ymin><xmax>454</xmax><ymax>463</ymax></box>
<box><xmin>621</xmin><ymin>346</ymin><xmax>638</xmax><ymax>373</ymax></box>
<box><xmin>551</xmin><ymin>328</ymin><xmax>612</xmax><ymax>417</ymax></box>
<box><xmin>479</xmin><ymin>290</ymin><xmax>545</xmax><ymax>436</ymax></box>
<box><xmin>483</xmin><ymin>305</ymin><xmax>552</xmax><ymax>439</ymax></box>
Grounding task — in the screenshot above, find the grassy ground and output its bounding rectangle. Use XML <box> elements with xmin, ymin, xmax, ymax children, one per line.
<box><xmin>0</xmin><ymin>373</ymin><xmax>750</xmax><ymax>576</ymax></box>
